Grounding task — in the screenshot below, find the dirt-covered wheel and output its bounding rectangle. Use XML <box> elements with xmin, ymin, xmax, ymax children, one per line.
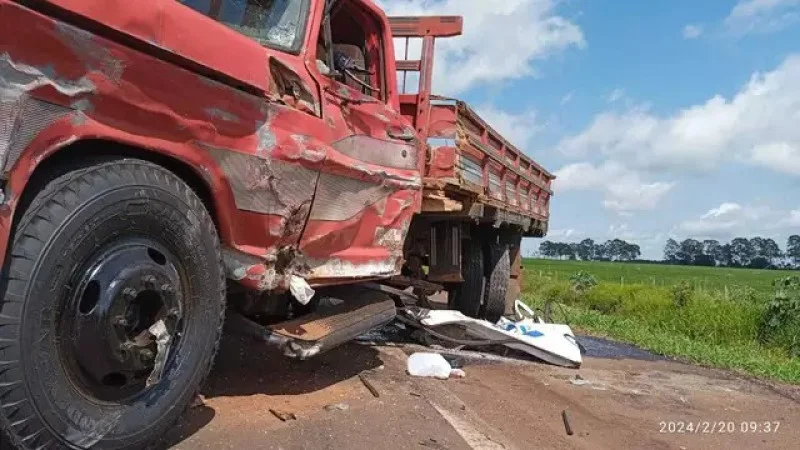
<box><xmin>0</xmin><ymin>158</ymin><xmax>225</xmax><ymax>450</ymax></box>
<box><xmin>482</xmin><ymin>242</ymin><xmax>510</xmax><ymax>323</ymax></box>
<box><xmin>448</xmin><ymin>238</ymin><xmax>484</xmax><ymax>318</ymax></box>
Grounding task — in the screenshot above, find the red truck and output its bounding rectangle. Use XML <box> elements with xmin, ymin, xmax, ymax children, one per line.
<box><xmin>0</xmin><ymin>0</ymin><xmax>553</xmax><ymax>448</ymax></box>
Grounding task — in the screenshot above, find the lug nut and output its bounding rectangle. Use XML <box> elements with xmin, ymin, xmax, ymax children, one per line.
<box><xmin>123</xmin><ymin>287</ymin><xmax>137</xmax><ymax>300</ymax></box>
<box><xmin>167</xmin><ymin>307</ymin><xmax>180</xmax><ymax>318</ymax></box>
<box><xmin>143</xmin><ymin>275</ymin><xmax>157</xmax><ymax>288</ymax></box>
<box><xmin>161</xmin><ymin>283</ymin><xmax>175</xmax><ymax>294</ymax></box>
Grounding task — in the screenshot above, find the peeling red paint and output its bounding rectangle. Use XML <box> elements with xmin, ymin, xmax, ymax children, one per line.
<box><xmin>426</xmin><ymin>145</ymin><xmax>458</xmax><ymax>181</ymax></box>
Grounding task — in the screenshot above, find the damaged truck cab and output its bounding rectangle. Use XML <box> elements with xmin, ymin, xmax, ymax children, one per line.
<box><xmin>0</xmin><ymin>1</ymin><xmax>552</xmax><ymax>448</ymax></box>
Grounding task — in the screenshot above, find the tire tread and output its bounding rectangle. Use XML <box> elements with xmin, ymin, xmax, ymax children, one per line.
<box><xmin>0</xmin><ymin>158</ymin><xmax>226</xmax><ymax>450</ymax></box>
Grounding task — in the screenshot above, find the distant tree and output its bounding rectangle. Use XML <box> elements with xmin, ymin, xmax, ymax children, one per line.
<box><xmin>576</xmin><ymin>238</ymin><xmax>596</xmax><ymax>261</ymax></box>
<box><xmin>539</xmin><ymin>241</ymin><xmax>556</xmax><ymax>258</ymax></box>
<box><xmin>718</xmin><ymin>243</ymin><xmax>733</xmax><ymax>267</ymax></box>
<box><xmin>787</xmin><ymin>235</ymin><xmax>800</xmax><ymax>266</ymax></box>
<box><xmin>702</xmin><ymin>239</ymin><xmax>722</xmax><ymax>266</ymax></box>
<box><xmin>557</xmin><ymin>242</ymin><xmax>576</xmax><ymax>260</ymax></box>
<box><xmin>760</xmin><ymin>238</ymin><xmax>782</xmax><ymax>265</ymax></box>
<box><xmin>595</xmin><ymin>241</ymin><xmax>610</xmax><ymax>261</ymax></box>
<box><xmin>623</xmin><ymin>242</ymin><xmax>642</xmax><ymax>261</ymax></box>
<box><xmin>729</xmin><ymin>237</ymin><xmax>755</xmax><ymax>267</ymax></box>
<box><xmin>664</xmin><ymin>239</ymin><xmax>680</xmax><ymax>263</ymax></box>
<box><xmin>678</xmin><ymin>239</ymin><xmax>703</xmax><ymax>265</ymax></box>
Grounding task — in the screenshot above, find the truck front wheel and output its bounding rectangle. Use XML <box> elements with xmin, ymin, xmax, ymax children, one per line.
<box><xmin>0</xmin><ymin>159</ymin><xmax>225</xmax><ymax>449</ymax></box>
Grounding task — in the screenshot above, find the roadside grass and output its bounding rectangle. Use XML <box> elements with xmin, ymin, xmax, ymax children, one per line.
<box><xmin>521</xmin><ymin>259</ymin><xmax>800</xmax><ymax>384</ymax></box>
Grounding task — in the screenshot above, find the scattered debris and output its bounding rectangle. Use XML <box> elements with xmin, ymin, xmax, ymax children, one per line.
<box><xmin>419</xmin><ymin>438</ymin><xmax>446</xmax><ymax>449</ymax></box>
<box><xmin>562</xmin><ymin>409</ymin><xmax>574</xmax><ymax>436</ymax></box>
<box><xmin>289</xmin><ymin>275</ymin><xmax>315</xmax><ymax>305</ymax></box>
<box><xmin>146</xmin><ymin>319</ymin><xmax>172</xmax><ymax>387</ymax></box>
<box><xmin>406</xmin><ymin>303</ymin><xmax>582</xmax><ymax>368</ymax></box>
<box><xmin>407</xmin><ymin>352</ymin><xmax>453</xmax><ymax>379</ymax></box>
<box><xmin>359</xmin><ymin>373</ymin><xmax>380</xmax><ymax>398</ymax></box>
<box><xmin>269</xmin><ymin>409</ymin><xmax>297</xmax><ymax>422</ymax></box>
<box><xmin>409</xmin><ymin>391</ymin><xmax>423</xmax><ymax>397</ymax></box>
<box><xmin>191</xmin><ymin>394</ymin><xmax>206</xmax><ymax>408</ymax></box>
<box><xmin>570</xmin><ymin>374</ymin><xmax>591</xmax><ymax>386</ymax></box>
<box><xmin>324</xmin><ymin>403</ymin><xmax>350</xmax><ymax>412</ymax></box>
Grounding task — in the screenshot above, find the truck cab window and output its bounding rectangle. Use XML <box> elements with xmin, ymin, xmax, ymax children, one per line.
<box><xmin>180</xmin><ymin>0</ymin><xmax>308</xmax><ymax>51</ymax></box>
<box><xmin>321</xmin><ymin>0</ymin><xmax>386</xmax><ymax>100</ymax></box>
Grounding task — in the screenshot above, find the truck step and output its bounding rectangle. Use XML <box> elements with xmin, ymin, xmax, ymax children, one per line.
<box><xmin>229</xmin><ymin>290</ymin><xmax>396</xmax><ymax>360</ymax></box>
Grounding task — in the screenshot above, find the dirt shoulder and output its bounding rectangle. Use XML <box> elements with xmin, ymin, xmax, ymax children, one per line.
<box><xmin>162</xmin><ymin>334</ymin><xmax>799</xmax><ymax>450</ymax></box>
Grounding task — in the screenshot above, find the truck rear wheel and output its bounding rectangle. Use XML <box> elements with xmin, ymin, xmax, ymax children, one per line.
<box><xmin>0</xmin><ymin>159</ymin><xmax>225</xmax><ymax>450</ymax></box>
<box><xmin>448</xmin><ymin>238</ymin><xmax>483</xmax><ymax>318</ymax></box>
<box><xmin>482</xmin><ymin>242</ymin><xmax>510</xmax><ymax>323</ymax></box>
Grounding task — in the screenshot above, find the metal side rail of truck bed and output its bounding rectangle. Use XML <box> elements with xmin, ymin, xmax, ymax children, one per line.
<box><xmin>389</xmin><ymin>16</ymin><xmax>554</xmax><ymax>237</ymax></box>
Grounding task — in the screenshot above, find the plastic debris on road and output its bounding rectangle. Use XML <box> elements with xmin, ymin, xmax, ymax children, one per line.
<box><xmin>406</xmin><ymin>300</ymin><xmax>582</xmax><ymax>368</ymax></box>
<box><xmin>407</xmin><ymin>352</ymin><xmax>467</xmax><ymax>379</ymax></box>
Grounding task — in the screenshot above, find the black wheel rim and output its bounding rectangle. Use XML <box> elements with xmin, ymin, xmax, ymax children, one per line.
<box><xmin>58</xmin><ymin>238</ymin><xmax>186</xmax><ymax>403</ymax></box>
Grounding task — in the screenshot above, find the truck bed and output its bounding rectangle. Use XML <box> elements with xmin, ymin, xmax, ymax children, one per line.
<box><xmin>390</xmin><ymin>16</ymin><xmax>554</xmax><ymax>237</ymax></box>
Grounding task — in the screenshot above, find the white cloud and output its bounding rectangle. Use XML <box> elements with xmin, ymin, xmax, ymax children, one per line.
<box><xmin>379</xmin><ymin>0</ymin><xmax>585</xmax><ymax>94</ymax></box>
<box><xmin>682</xmin><ymin>24</ymin><xmax>704</xmax><ymax>39</ymax></box>
<box><xmin>702</xmin><ymin>202</ymin><xmax>743</xmax><ymax>218</ymax></box>
<box><xmin>475</xmin><ymin>106</ymin><xmax>542</xmax><ymax>147</ymax></box>
<box><xmin>555</xmin><ymin>55</ymin><xmax>800</xmax><ymax>175</ymax></box>
<box><xmin>749</xmin><ymin>141</ymin><xmax>800</xmax><ymax>175</ymax></box>
<box><xmin>724</xmin><ymin>0</ymin><xmax>800</xmax><ymax>35</ymax></box>
<box><xmin>607</xmin><ymin>88</ymin><xmax>625</xmax><ymax>103</ymax></box>
<box><xmin>680</xmin><ymin>202</ymin><xmax>800</xmax><ymax>237</ymax></box>
<box><xmin>547</xmin><ymin>228</ymin><xmax>580</xmax><ymax>241</ymax></box>
<box><xmin>554</xmin><ymin>162</ymin><xmax>675</xmax><ymax>213</ymax></box>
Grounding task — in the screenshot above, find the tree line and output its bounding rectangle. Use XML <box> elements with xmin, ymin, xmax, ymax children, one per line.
<box><xmin>664</xmin><ymin>236</ymin><xmax>800</xmax><ymax>269</ymax></box>
<box><xmin>538</xmin><ymin>239</ymin><xmax>641</xmax><ymax>261</ymax></box>
<box><xmin>537</xmin><ymin>235</ymin><xmax>800</xmax><ymax>269</ymax></box>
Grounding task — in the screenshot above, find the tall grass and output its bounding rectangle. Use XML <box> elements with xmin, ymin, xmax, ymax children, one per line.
<box><xmin>521</xmin><ymin>259</ymin><xmax>800</xmax><ymax>383</ymax></box>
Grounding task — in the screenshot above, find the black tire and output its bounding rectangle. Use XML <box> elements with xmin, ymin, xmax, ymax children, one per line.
<box><xmin>0</xmin><ymin>159</ymin><xmax>225</xmax><ymax>450</ymax></box>
<box><xmin>482</xmin><ymin>242</ymin><xmax>510</xmax><ymax>323</ymax></box>
<box><xmin>448</xmin><ymin>239</ymin><xmax>483</xmax><ymax>318</ymax></box>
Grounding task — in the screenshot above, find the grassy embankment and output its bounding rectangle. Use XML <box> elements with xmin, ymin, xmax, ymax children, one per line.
<box><xmin>521</xmin><ymin>259</ymin><xmax>800</xmax><ymax>383</ymax></box>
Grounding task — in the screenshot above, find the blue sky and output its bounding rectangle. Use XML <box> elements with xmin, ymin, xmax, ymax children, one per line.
<box><xmin>380</xmin><ymin>0</ymin><xmax>800</xmax><ymax>259</ymax></box>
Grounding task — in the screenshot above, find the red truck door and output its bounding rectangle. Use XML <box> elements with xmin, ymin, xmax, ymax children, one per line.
<box><xmin>300</xmin><ymin>0</ymin><xmax>420</xmax><ymax>283</ymax></box>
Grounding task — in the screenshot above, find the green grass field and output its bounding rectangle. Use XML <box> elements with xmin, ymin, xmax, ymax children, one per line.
<box><xmin>525</xmin><ymin>259</ymin><xmax>780</xmax><ymax>295</ymax></box>
<box><xmin>520</xmin><ymin>259</ymin><xmax>800</xmax><ymax>383</ymax></box>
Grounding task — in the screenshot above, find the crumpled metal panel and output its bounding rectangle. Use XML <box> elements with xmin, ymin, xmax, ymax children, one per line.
<box><xmin>207</xmin><ymin>147</ymin><xmax>318</xmax><ymax>217</ymax></box>
<box><xmin>6</xmin><ymin>97</ymin><xmax>71</xmax><ymax>171</ymax></box>
<box><xmin>309</xmin><ymin>172</ymin><xmax>395</xmax><ymax>222</ymax></box>
<box><xmin>332</xmin><ymin>135</ymin><xmax>417</xmax><ymax>170</ymax></box>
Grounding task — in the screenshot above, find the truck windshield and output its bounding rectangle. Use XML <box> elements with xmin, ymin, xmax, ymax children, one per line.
<box><xmin>182</xmin><ymin>0</ymin><xmax>307</xmax><ymax>51</ymax></box>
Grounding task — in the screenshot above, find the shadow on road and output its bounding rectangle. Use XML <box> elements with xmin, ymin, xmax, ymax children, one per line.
<box><xmin>204</xmin><ymin>333</ymin><xmax>384</xmax><ymax>398</ymax></box>
<box><xmin>161</xmin><ymin>331</ymin><xmax>384</xmax><ymax>448</ymax></box>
